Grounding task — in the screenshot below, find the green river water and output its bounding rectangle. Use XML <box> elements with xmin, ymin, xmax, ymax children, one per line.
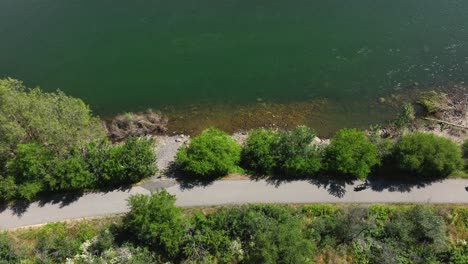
<box><xmin>1</xmin><ymin>0</ymin><xmax>467</xmax><ymax>132</ymax></box>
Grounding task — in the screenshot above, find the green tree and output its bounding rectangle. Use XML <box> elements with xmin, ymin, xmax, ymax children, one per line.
<box><xmin>276</xmin><ymin>126</ymin><xmax>322</xmax><ymax>177</ymax></box>
<box><xmin>111</xmin><ymin>137</ymin><xmax>156</xmax><ymax>184</ymax></box>
<box><xmin>176</xmin><ymin>128</ymin><xmax>241</xmax><ymax>178</ymax></box>
<box><xmin>0</xmin><ymin>78</ymin><xmax>105</xmax><ymax>157</ymax></box>
<box><xmin>83</xmin><ymin>137</ymin><xmax>156</xmax><ymax>187</ymax></box>
<box><xmin>123</xmin><ymin>190</ymin><xmax>184</xmax><ymax>258</ymax></box>
<box><xmin>241</xmin><ymin>129</ymin><xmax>279</xmax><ymax>175</ymax></box>
<box><xmin>393</xmin><ymin>133</ymin><xmax>463</xmax><ymax>178</ymax></box>
<box><xmin>325</xmin><ymin>128</ymin><xmax>380</xmax><ymax>179</ymax></box>
<box><xmin>6</xmin><ymin>142</ymin><xmax>53</xmax><ymax>200</ymax></box>
<box><xmin>46</xmin><ymin>148</ymin><xmax>94</xmax><ymax>191</ymax></box>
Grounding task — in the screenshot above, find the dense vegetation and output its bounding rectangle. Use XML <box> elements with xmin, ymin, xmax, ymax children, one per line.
<box><xmin>0</xmin><ymin>79</ymin><xmax>156</xmax><ymax>202</ymax></box>
<box><xmin>241</xmin><ymin>126</ymin><xmax>322</xmax><ymax>177</ymax></box>
<box><xmin>176</xmin><ymin>128</ymin><xmax>241</xmax><ymax>178</ymax></box>
<box><xmin>1</xmin><ymin>192</ymin><xmax>467</xmax><ymax>263</ymax></box>
<box><xmin>325</xmin><ymin>128</ymin><xmax>380</xmax><ymax>179</ymax></box>
<box><xmin>393</xmin><ymin>132</ymin><xmax>464</xmax><ymax>178</ymax></box>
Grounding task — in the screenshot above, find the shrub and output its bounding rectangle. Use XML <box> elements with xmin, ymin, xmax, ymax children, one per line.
<box><xmin>393</xmin><ymin>133</ymin><xmax>463</xmax><ymax>178</ymax></box>
<box><xmin>34</xmin><ymin>222</ymin><xmax>93</xmax><ymax>263</ymax></box>
<box><xmin>385</xmin><ymin>205</ymin><xmax>447</xmax><ymax>254</ymax></box>
<box><xmin>0</xmin><ymin>233</ymin><xmax>20</xmax><ymax>263</ymax></box>
<box><xmin>325</xmin><ymin>128</ymin><xmax>380</xmax><ymax>179</ymax></box>
<box><xmin>46</xmin><ymin>147</ymin><xmax>94</xmax><ymax>191</ymax></box>
<box><xmin>276</xmin><ymin>126</ymin><xmax>322</xmax><ymax>177</ymax></box>
<box><xmin>108</xmin><ymin>137</ymin><xmax>156</xmax><ymax>184</ymax></box>
<box><xmin>209</xmin><ymin>205</ymin><xmax>315</xmax><ymax>264</ymax></box>
<box><xmin>417</xmin><ymin>90</ymin><xmax>447</xmax><ymax>114</ymax></box>
<box><xmin>242</xmin><ymin>129</ymin><xmax>279</xmax><ymax>175</ymax></box>
<box><xmin>0</xmin><ymin>176</ymin><xmax>16</xmax><ymax>202</ymax></box>
<box><xmin>182</xmin><ymin>213</ymin><xmax>234</xmax><ymax>263</ymax></box>
<box><xmin>123</xmin><ymin>190</ymin><xmax>184</xmax><ymax>258</ymax></box>
<box><xmin>462</xmin><ymin>139</ymin><xmax>468</xmax><ymax>159</ymax></box>
<box><xmin>6</xmin><ymin>142</ymin><xmax>53</xmax><ymax>185</ymax></box>
<box><xmin>176</xmin><ymin>128</ymin><xmax>241</xmax><ymax>178</ymax></box>
<box><xmin>394</xmin><ymin>103</ymin><xmax>415</xmax><ymax>129</ymax></box>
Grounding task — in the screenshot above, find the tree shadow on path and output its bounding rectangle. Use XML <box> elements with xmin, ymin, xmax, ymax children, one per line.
<box><xmin>251</xmin><ymin>172</ymin><xmax>356</xmax><ymax>198</ymax></box>
<box><xmin>164</xmin><ymin>162</ymin><xmax>217</xmax><ymax>190</ymax></box>
<box><xmin>0</xmin><ymin>185</ymin><xmax>133</xmax><ymax>217</ymax></box>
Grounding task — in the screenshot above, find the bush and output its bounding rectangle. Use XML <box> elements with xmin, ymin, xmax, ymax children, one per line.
<box><xmin>0</xmin><ymin>176</ymin><xmax>16</xmax><ymax>202</ymax></box>
<box><xmin>462</xmin><ymin>139</ymin><xmax>468</xmax><ymax>159</ymax></box>
<box><xmin>393</xmin><ymin>133</ymin><xmax>463</xmax><ymax>178</ymax></box>
<box><xmin>242</xmin><ymin>126</ymin><xmax>322</xmax><ymax>177</ymax></box>
<box><xmin>47</xmin><ymin>147</ymin><xmax>94</xmax><ymax>191</ymax></box>
<box><xmin>182</xmin><ymin>213</ymin><xmax>234</xmax><ymax>263</ymax></box>
<box><xmin>176</xmin><ymin>128</ymin><xmax>241</xmax><ymax>178</ymax></box>
<box><xmin>276</xmin><ymin>126</ymin><xmax>322</xmax><ymax>177</ymax></box>
<box><xmin>385</xmin><ymin>205</ymin><xmax>447</xmax><ymax>257</ymax></box>
<box><xmin>325</xmin><ymin>128</ymin><xmax>380</xmax><ymax>179</ymax></box>
<box><xmin>107</xmin><ymin>137</ymin><xmax>156</xmax><ymax>185</ymax></box>
<box><xmin>123</xmin><ymin>190</ymin><xmax>184</xmax><ymax>258</ymax></box>
<box><xmin>209</xmin><ymin>205</ymin><xmax>315</xmax><ymax>264</ymax></box>
<box><xmin>34</xmin><ymin>222</ymin><xmax>93</xmax><ymax>263</ymax></box>
<box><xmin>242</xmin><ymin>129</ymin><xmax>279</xmax><ymax>175</ymax></box>
<box><xmin>0</xmin><ymin>233</ymin><xmax>20</xmax><ymax>263</ymax></box>
<box><xmin>417</xmin><ymin>90</ymin><xmax>447</xmax><ymax>114</ymax></box>
<box><xmin>394</xmin><ymin>103</ymin><xmax>415</xmax><ymax>129</ymax></box>
<box><xmin>6</xmin><ymin>143</ymin><xmax>53</xmax><ymax>185</ymax></box>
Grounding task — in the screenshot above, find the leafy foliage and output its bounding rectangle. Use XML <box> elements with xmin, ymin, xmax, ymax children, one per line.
<box><xmin>0</xmin><ymin>137</ymin><xmax>156</xmax><ymax>202</ymax></box>
<box><xmin>393</xmin><ymin>103</ymin><xmax>415</xmax><ymax>129</ymax></box>
<box><xmin>462</xmin><ymin>139</ymin><xmax>468</xmax><ymax>159</ymax></box>
<box><xmin>275</xmin><ymin>126</ymin><xmax>322</xmax><ymax>177</ymax></box>
<box><xmin>0</xmin><ymin>78</ymin><xmax>105</xmax><ymax>157</ymax></box>
<box><xmin>3</xmin><ymin>203</ymin><xmax>467</xmax><ymax>264</ymax></box>
<box><xmin>0</xmin><ymin>233</ymin><xmax>21</xmax><ymax>263</ymax></box>
<box><xmin>242</xmin><ymin>126</ymin><xmax>322</xmax><ymax>177</ymax></box>
<box><xmin>241</xmin><ymin>129</ymin><xmax>278</xmax><ymax>175</ymax></box>
<box><xmin>394</xmin><ymin>132</ymin><xmax>463</xmax><ymax>178</ymax></box>
<box><xmin>325</xmin><ymin>128</ymin><xmax>380</xmax><ymax>179</ymax></box>
<box><xmin>417</xmin><ymin>90</ymin><xmax>448</xmax><ymax>114</ymax></box>
<box><xmin>209</xmin><ymin>205</ymin><xmax>315</xmax><ymax>264</ymax></box>
<box><xmin>176</xmin><ymin>128</ymin><xmax>241</xmax><ymax>178</ymax></box>
<box><xmin>182</xmin><ymin>213</ymin><xmax>234</xmax><ymax>263</ymax></box>
<box><xmin>123</xmin><ymin>190</ymin><xmax>184</xmax><ymax>258</ymax></box>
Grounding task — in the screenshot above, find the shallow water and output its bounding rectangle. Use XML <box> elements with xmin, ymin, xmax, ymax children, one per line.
<box><xmin>1</xmin><ymin>0</ymin><xmax>467</xmax><ymax>131</ymax></box>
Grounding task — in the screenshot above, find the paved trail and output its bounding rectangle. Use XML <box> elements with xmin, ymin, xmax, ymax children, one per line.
<box><xmin>1</xmin><ymin>179</ymin><xmax>467</xmax><ymax>230</ymax></box>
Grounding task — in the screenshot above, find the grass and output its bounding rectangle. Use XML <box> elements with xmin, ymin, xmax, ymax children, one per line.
<box><xmin>449</xmin><ymin>169</ymin><xmax>468</xmax><ymax>179</ymax></box>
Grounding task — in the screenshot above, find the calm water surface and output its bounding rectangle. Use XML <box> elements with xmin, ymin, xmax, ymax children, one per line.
<box><xmin>1</xmin><ymin>0</ymin><xmax>467</xmax><ymax>124</ymax></box>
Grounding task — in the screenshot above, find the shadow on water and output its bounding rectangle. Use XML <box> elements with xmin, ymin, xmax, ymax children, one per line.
<box><xmin>0</xmin><ymin>185</ymin><xmax>133</xmax><ymax>217</ymax></box>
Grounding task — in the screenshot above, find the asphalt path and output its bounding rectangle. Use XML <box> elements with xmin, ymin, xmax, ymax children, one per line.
<box><xmin>1</xmin><ymin>179</ymin><xmax>467</xmax><ymax>230</ymax></box>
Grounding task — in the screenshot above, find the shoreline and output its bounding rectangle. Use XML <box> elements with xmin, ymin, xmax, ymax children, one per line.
<box><xmin>104</xmin><ymin>82</ymin><xmax>467</xmax><ymax>139</ymax></box>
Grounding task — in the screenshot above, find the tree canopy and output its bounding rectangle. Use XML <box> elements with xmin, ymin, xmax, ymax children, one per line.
<box><xmin>0</xmin><ymin>78</ymin><xmax>105</xmax><ymax>157</ymax></box>
<box><xmin>176</xmin><ymin>128</ymin><xmax>241</xmax><ymax>178</ymax></box>
<box><xmin>325</xmin><ymin>128</ymin><xmax>380</xmax><ymax>179</ymax></box>
<box><xmin>393</xmin><ymin>132</ymin><xmax>463</xmax><ymax>178</ymax></box>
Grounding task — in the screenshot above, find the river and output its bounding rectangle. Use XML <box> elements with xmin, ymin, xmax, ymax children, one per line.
<box><xmin>1</xmin><ymin>0</ymin><xmax>467</xmax><ymax>134</ymax></box>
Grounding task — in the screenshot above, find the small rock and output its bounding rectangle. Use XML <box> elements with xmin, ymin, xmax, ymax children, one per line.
<box><xmin>175</xmin><ymin>138</ymin><xmax>182</xmax><ymax>143</ymax></box>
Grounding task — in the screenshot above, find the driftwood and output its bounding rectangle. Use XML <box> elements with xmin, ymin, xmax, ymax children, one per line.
<box><xmin>423</xmin><ymin>117</ymin><xmax>468</xmax><ymax>130</ymax></box>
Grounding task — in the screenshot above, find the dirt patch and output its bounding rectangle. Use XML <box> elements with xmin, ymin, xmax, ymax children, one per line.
<box><xmin>222</xmin><ymin>174</ymin><xmax>251</xmax><ymax>181</ymax></box>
